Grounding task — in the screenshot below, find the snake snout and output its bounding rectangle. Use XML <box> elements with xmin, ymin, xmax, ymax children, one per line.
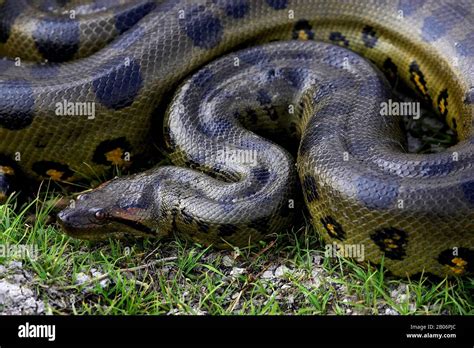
<box><xmin>57</xmin><ymin>207</ymin><xmax>105</xmax><ymax>240</ymax></box>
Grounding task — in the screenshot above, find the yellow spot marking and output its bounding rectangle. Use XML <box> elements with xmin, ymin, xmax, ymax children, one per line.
<box><xmin>105</xmin><ymin>148</ymin><xmax>125</xmax><ymax>165</ymax></box>
<box><xmin>298</xmin><ymin>30</ymin><xmax>309</xmax><ymax>41</ymax></box>
<box><xmin>383</xmin><ymin>238</ymin><xmax>398</xmax><ymax>249</ymax></box>
<box><xmin>0</xmin><ymin>191</ymin><xmax>7</xmax><ymax>202</ymax></box>
<box><xmin>326</xmin><ymin>223</ymin><xmax>337</xmax><ymax>236</ymax></box>
<box><xmin>439</xmin><ymin>98</ymin><xmax>447</xmax><ymax>114</ymax></box>
<box><xmin>0</xmin><ymin>165</ymin><xmax>14</xmax><ymax>175</ymax></box>
<box><xmin>449</xmin><ymin>257</ymin><xmax>467</xmax><ymax>275</ymax></box>
<box><xmin>452</xmin><ymin>257</ymin><xmax>467</xmax><ymax>267</ymax></box>
<box><xmin>413</xmin><ymin>73</ymin><xmax>427</xmax><ymax>95</ymax></box>
<box><xmin>46</xmin><ymin>169</ymin><xmax>64</xmax><ymax>181</ymax></box>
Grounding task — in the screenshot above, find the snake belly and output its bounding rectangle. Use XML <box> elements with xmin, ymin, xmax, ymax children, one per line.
<box><xmin>0</xmin><ymin>0</ymin><xmax>473</xmax><ymax>277</ymax></box>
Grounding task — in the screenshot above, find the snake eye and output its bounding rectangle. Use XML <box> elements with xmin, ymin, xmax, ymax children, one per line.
<box><xmin>94</xmin><ymin>210</ymin><xmax>107</xmax><ymax>220</ymax></box>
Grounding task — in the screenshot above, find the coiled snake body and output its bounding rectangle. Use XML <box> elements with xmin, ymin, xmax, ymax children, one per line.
<box><xmin>0</xmin><ymin>0</ymin><xmax>473</xmax><ymax>277</ymax></box>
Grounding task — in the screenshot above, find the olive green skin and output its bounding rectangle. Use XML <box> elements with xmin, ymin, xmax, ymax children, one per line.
<box><xmin>0</xmin><ymin>0</ymin><xmax>473</xmax><ymax>277</ymax></box>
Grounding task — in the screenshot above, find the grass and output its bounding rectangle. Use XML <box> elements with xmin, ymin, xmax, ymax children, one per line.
<box><xmin>0</xmin><ymin>192</ymin><xmax>473</xmax><ymax>315</ymax></box>
<box><xmin>1</xmin><ymin>83</ymin><xmax>472</xmax><ymax>315</ymax></box>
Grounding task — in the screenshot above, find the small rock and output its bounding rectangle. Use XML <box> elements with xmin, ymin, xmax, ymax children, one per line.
<box><xmin>385</xmin><ymin>307</ymin><xmax>399</xmax><ymax>315</ymax></box>
<box><xmin>230</xmin><ymin>267</ymin><xmax>246</xmax><ymax>277</ymax></box>
<box><xmin>74</xmin><ymin>272</ymin><xmax>90</xmax><ymax>285</ymax></box>
<box><xmin>91</xmin><ymin>270</ymin><xmax>109</xmax><ymax>289</ymax></box>
<box><xmin>167</xmin><ymin>308</ymin><xmax>180</xmax><ymax>315</ymax></box>
<box><xmin>313</xmin><ymin>255</ymin><xmax>323</xmax><ymax>265</ymax></box>
<box><xmin>398</xmin><ymin>294</ymin><xmax>409</xmax><ymax>303</ymax></box>
<box><xmin>8</xmin><ymin>261</ymin><xmax>22</xmax><ymax>270</ymax></box>
<box><xmin>0</xmin><ymin>280</ymin><xmax>44</xmax><ymax>315</ymax></box>
<box><xmin>222</xmin><ymin>255</ymin><xmax>234</xmax><ymax>267</ymax></box>
<box><xmin>274</xmin><ymin>265</ymin><xmax>291</xmax><ymax>278</ymax></box>
<box><xmin>10</xmin><ymin>274</ymin><xmax>26</xmax><ymax>284</ymax></box>
<box><xmin>261</xmin><ymin>270</ymin><xmax>274</xmax><ymax>279</ymax></box>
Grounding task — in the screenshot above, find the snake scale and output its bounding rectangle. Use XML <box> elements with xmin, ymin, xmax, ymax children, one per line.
<box><xmin>0</xmin><ymin>0</ymin><xmax>473</xmax><ymax>277</ymax></box>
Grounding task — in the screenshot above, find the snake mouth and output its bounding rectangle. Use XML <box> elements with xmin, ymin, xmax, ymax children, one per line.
<box><xmin>57</xmin><ymin>209</ymin><xmax>114</xmax><ymax>241</ymax></box>
<box><xmin>57</xmin><ymin>207</ymin><xmax>159</xmax><ymax>240</ymax></box>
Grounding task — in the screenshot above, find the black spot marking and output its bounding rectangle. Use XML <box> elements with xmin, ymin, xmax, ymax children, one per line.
<box><xmin>464</xmin><ymin>89</ymin><xmax>474</xmax><ymax>104</ymax></box>
<box><xmin>320</xmin><ymin>216</ymin><xmax>345</xmax><ymax>241</ymax></box>
<box><xmin>288</xmin><ymin>122</ymin><xmax>297</xmax><ymax>135</ymax></box>
<box><xmin>362</xmin><ymin>25</ymin><xmax>378</xmax><ymax>48</ymax></box>
<box><xmin>0</xmin><ymin>154</ymin><xmax>24</xmax><ymax>200</ymax></box>
<box><xmin>303</xmin><ymin>175</ymin><xmax>318</xmax><ymax>202</ymax></box>
<box><xmin>408</xmin><ymin>271</ymin><xmax>442</xmax><ymax>282</ymax></box>
<box><xmin>370</xmin><ymin>227</ymin><xmax>408</xmax><ymax>260</ymax></box>
<box><xmin>292</xmin><ymin>20</ymin><xmax>314</xmax><ymax>40</ymax></box>
<box><xmin>329</xmin><ymin>32</ymin><xmax>349</xmax><ymax>47</ymax></box>
<box><xmin>382</xmin><ymin>57</ymin><xmax>399</xmax><ymax>87</ymax></box>
<box><xmin>257</xmin><ymin>89</ymin><xmax>272</xmax><ymax>105</ymax></box>
<box><xmin>283</xmin><ymin>69</ymin><xmax>306</xmax><ymax>89</ymax></box>
<box><xmin>0</xmin><ymin>1</ymin><xmax>22</xmax><ymax>43</ymax></box>
<box><xmin>192</xmin><ymin>67</ymin><xmax>214</xmax><ymax>89</ymax></box>
<box><xmin>216</xmin><ymin>0</ymin><xmax>250</xmax><ymax>18</ymax></box>
<box><xmin>0</xmin><ymin>155</ymin><xmax>17</xmax><ymax>177</ymax></box>
<box><xmin>461</xmin><ymin>180</ymin><xmax>474</xmax><ymax>205</ymax></box>
<box><xmin>93</xmin><ymin>56</ymin><xmax>143</xmax><ymax>110</ymax></box>
<box><xmin>115</xmin><ymin>1</ymin><xmax>156</xmax><ymax>34</ymax></box>
<box><xmin>183</xmin><ymin>6</ymin><xmax>223</xmax><ymax>49</ymax></box>
<box><xmin>264</xmin><ymin>106</ymin><xmax>278</xmax><ymax>121</ymax></box>
<box><xmin>181</xmin><ymin>209</ymin><xmax>194</xmax><ymax>224</ymax></box>
<box><xmin>218</xmin><ymin>223</ymin><xmax>239</xmax><ymax>237</ymax></box>
<box><xmin>248</xmin><ymin>216</ymin><xmax>271</xmax><ymax>232</ymax></box>
<box><xmin>196</xmin><ymin>219</ymin><xmax>210</xmax><ymax>233</ymax></box>
<box><xmin>244</xmin><ymin>108</ymin><xmax>258</xmax><ymax>124</ymax></box>
<box><xmin>437</xmin><ymin>88</ymin><xmax>449</xmax><ymax>119</ymax></box>
<box><xmin>437</xmin><ymin>248</ymin><xmax>474</xmax><ymax>275</ymax></box>
<box><xmin>279</xmin><ymin>200</ymin><xmax>291</xmax><ymax>217</ymax></box>
<box><xmin>32</xmin><ymin>161</ymin><xmax>74</xmax><ymax>180</ymax></box>
<box><xmin>92</xmin><ymin>137</ymin><xmax>132</xmax><ymax>165</ymax></box>
<box><xmin>171</xmin><ymin>209</ymin><xmax>179</xmax><ymax>232</ymax></box>
<box><xmin>251</xmin><ymin>167</ymin><xmax>270</xmax><ymax>185</ymax></box>
<box><xmin>0</xmin><ymin>79</ymin><xmax>35</xmax><ymax>130</ymax></box>
<box><xmin>34</xmin><ymin>18</ymin><xmax>80</xmax><ymax>62</ymax></box>
<box><xmin>409</xmin><ymin>61</ymin><xmax>432</xmax><ymax>103</ymax></box>
<box><xmin>265</xmin><ymin>0</ymin><xmax>287</xmax><ymax>10</ymax></box>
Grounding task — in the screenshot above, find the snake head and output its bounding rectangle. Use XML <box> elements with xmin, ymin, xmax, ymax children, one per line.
<box><xmin>57</xmin><ymin>175</ymin><xmax>160</xmax><ymax>240</ymax></box>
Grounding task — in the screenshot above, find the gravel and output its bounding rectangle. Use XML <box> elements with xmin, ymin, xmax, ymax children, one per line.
<box><xmin>0</xmin><ymin>261</ymin><xmax>45</xmax><ymax>315</ymax></box>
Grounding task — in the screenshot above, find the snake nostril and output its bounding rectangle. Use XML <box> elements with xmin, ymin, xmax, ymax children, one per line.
<box><xmin>57</xmin><ymin>210</ymin><xmax>69</xmax><ymax>223</ymax></box>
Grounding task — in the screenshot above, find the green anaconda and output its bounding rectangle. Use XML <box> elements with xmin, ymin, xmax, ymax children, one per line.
<box><xmin>0</xmin><ymin>0</ymin><xmax>473</xmax><ymax>277</ymax></box>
